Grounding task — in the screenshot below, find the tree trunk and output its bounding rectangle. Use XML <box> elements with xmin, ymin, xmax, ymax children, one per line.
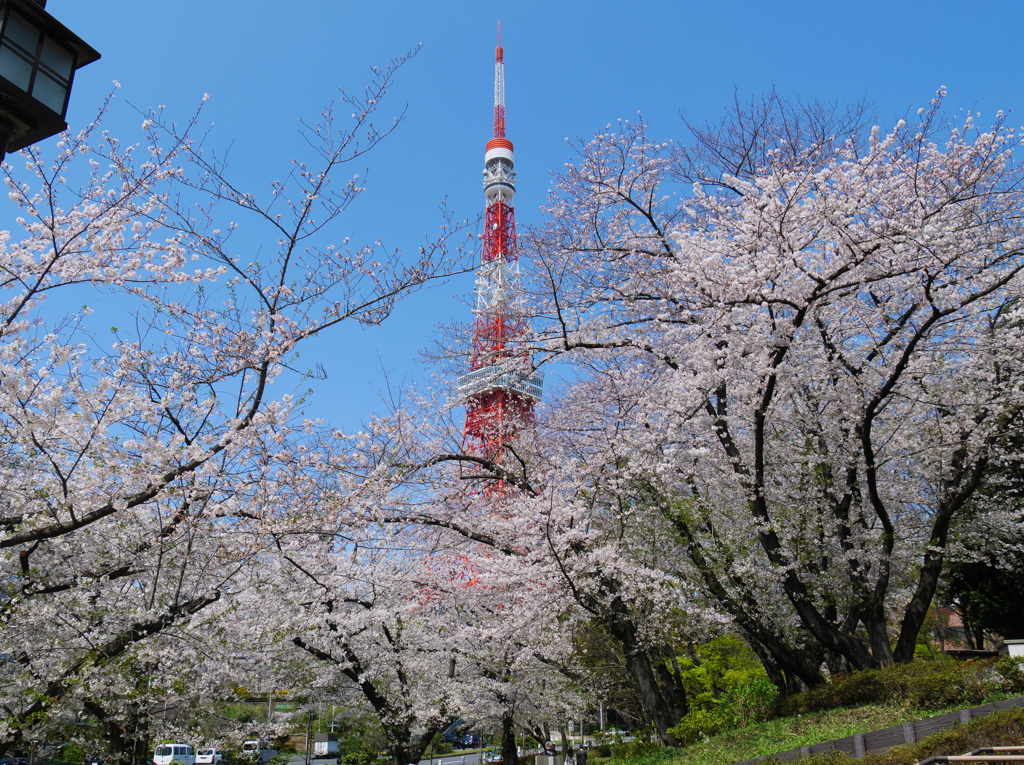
<box><xmin>387</xmin><ymin>722</ymin><xmax>440</xmax><ymax>765</ymax></box>
<box><xmin>501</xmin><ymin>712</ymin><xmax>519</xmax><ymax>765</ymax></box>
<box><xmin>605</xmin><ymin>597</ymin><xmax>684</xmax><ymax>746</ymax></box>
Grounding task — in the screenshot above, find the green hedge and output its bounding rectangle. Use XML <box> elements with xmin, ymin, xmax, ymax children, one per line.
<box><xmin>776</xmin><ymin>657</ymin><xmax>1024</xmax><ymax>716</ymax></box>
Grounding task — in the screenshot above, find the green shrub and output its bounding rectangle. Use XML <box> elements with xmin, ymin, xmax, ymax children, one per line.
<box><xmin>677</xmin><ymin>636</ymin><xmax>772</xmax><ymax>713</ymax></box>
<box><xmin>339</xmin><ymin>743</ymin><xmax>378</xmax><ymax>765</ymax></box>
<box><xmin>607</xmin><ymin>741</ymin><xmax>673</xmax><ymax>765</ymax></box>
<box><xmin>608</xmin><ymin>737</ymin><xmax>660</xmax><ymax>762</ymax></box>
<box><xmin>60</xmin><ymin>744</ymin><xmax>86</xmax><ymax>765</ymax></box>
<box><xmin>776</xmin><ymin>658</ymin><xmax>1021</xmax><ymax>717</ymax></box>
<box><xmin>722</xmin><ymin>677</ymin><xmax>778</xmax><ymax>726</ymax></box>
<box><xmin>669</xmin><ymin>676</ymin><xmax>779</xmax><ymax>745</ymax></box>
<box><xmin>995</xmin><ymin>655</ymin><xmax>1024</xmax><ymax>691</ymax></box>
<box><xmin>669</xmin><ymin>709</ymin><xmax>730</xmax><ymax>745</ymax></box>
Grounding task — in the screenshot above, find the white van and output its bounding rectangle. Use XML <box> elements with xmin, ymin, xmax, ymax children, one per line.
<box><xmin>153</xmin><ymin>744</ymin><xmax>196</xmax><ymax>765</ymax></box>
<box><xmin>196</xmin><ymin>749</ymin><xmax>223</xmax><ymax>765</ymax></box>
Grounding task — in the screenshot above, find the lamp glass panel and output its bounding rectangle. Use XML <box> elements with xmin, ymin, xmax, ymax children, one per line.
<box><xmin>0</xmin><ymin>43</ymin><xmax>31</xmax><ymax>91</ymax></box>
<box><xmin>31</xmin><ymin>70</ymin><xmax>66</xmax><ymax>113</ymax></box>
<box><xmin>40</xmin><ymin>37</ymin><xmax>72</xmax><ymax>79</ymax></box>
<box><xmin>3</xmin><ymin>12</ymin><xmax>38</xmax><ymax>55</ymax></box>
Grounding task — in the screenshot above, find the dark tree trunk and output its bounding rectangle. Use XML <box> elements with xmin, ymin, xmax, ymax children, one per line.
<box><xmin>501</xmin><ymin>712</ymin><xmax>519</xmax><ymax>765</ymax></box>
<box><xmin>653</xmin><ymin>653</ymin><xmax>689</xmax><ymax>726</ymax></box>
<box><xmin>744</xmin><ymin>633</ymin><xmax>815</xmax><ymax>697</ymax></box>
<box><xmin>83</xmin><ymin>700</ymin><xmax>151</xmax><ymax>765</ymax></box>
<box><xmin>604</xmin><ymin>596</ymin><xmax>684</xmax><ymax>746</ymax></box>
<box><xmin>386</xmin><ymin>722</ymin><xmax>440</xmax><ymax>765</ymax></box>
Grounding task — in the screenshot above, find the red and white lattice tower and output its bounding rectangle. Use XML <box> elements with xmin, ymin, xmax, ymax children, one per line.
<box><xmin>457</xmin><ymin>24</ymin><xmax>543</xmax><ymax>476</ymax></box>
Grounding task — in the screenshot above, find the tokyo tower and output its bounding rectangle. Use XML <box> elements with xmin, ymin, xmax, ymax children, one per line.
<box><xmin>457</xmin><ymin>24</ymin><xmax>543</xmax><ymax>479</ymax></box>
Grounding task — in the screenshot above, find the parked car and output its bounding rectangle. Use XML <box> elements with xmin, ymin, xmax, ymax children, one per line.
<box><xmin>196</xmin><ymin>749</ymin><xmax>223</xmax><ymax>765</ymax></box>
<box><xmin>242</xmin><ymin>740</ymin><xmax>277</xmax><ymax>765</ymax></box>
<box><xmin>153</xmin><ymin>744</ymin><xmax>196</xmax><ymax>765</ymax></box>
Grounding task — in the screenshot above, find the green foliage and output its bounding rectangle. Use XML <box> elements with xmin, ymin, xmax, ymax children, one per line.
<box><xmin>607</xmin><ymin>738</ymin><xmax>671</xmax><ymax>765</ymax></box>
<box><xmin>722</xmin><ymin>677</ymin><xmax>778</xmax><ymax>726</ymax></box>
<box><xmin>669</xmin><ymin>709</ymin><xmax>728</xmax><ymax>745</ymax></box>
<box><xmin>665</xmin><ymin>704</ymin><xmax>938</xmax><ymax>765</ymax></box>
<box><xmin>338</xmin><ymin>740</ymin><xmax>379</xmax><ymax>765</ymax></box>
<box><xmin>668</xmin><ymin>677</ymin><xmax>779</xmax><ymax>744</ymax></box>
<box><xmin>945</xmin><ymin>547</ymin><xmax>1024</xmax><ymax>639</ymax></box>
<box><xmin>60</xmin><ymin>743</ymin><xmax>86</xmax><ymax>764</ymax></box>
<box><xmin>776</xmin><ymin>658</ymin><xmax>1024</xmax><ymax>716</ymax></box>
<box><xmin>675</xmin><ymin>636</ymin><xmax>769</xmax><ymax>713</ymax></box>
<box><xmin>431</xmin><ymin>741</ymin><xmax>454</xmax><ymax>755</ymax></box>
<box><xmin>652</xmin><ymin>660</ymin><xmax>1024</xmax><ymax>765</ymax></box>
<box><xmin>218</xmin><ymin>704</ymin><xmax>261</xmax><ymax>724</ymax></box>
<box><xmin>667</xmin><ymin>636</ymin><xmax>778</xmax><ymax>745</ymax></box>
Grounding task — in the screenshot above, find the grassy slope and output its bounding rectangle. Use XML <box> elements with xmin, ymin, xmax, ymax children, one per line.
<box><xmin>666</xmin><ymin>699</ymin><xmax>1020</xmax><ymax>765</ymax></box>
<box><xmin>603</xmin><ymin>659</ymin><xmax>1024</xmax><ymax>765</ymax></box>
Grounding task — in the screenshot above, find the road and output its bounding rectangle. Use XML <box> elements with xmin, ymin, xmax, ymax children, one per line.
<box><xmin>286</xmin><ymin>754</ymin><xmax>495</xmax><ymax>765</ymax></box>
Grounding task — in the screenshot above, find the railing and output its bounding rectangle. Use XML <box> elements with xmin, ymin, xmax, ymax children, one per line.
<box><xmin>457</xmin><ymin>363</ymin><xmax>543</xmax><ymax>400</ymax></box>
<box><xmin>919</xmin><ymin>746</ymin><xmax>1024</xmax><ymax>765</ymax></box>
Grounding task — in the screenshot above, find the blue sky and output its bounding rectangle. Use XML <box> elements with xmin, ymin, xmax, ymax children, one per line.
<box><xmin>32</xmin><ymin>0</ymin><xmax>1024</xmax><ymax>430</ymax></box>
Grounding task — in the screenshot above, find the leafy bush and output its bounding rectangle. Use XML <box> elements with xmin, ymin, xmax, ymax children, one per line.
<box><xmin>676</xmin><ymin>636</ymin><xmax>771</xmax><ymax>713</ymax></box>
<box><xmin>995</xmin><ymin>655</ymin><xmax>1024</xmax><ymax>689</ymax></box>
<box><xmin>607</xmin><ymin>740</ymin><xmax>672</xmax><ymax>765</ymax></box>
<box><xmin>609</xmin><ymin>736</ymin><xmax>661</xmax><ymax>762</ymax></box>
<box><xmin>339</xmin><ymin>742</ymin><xmax>379</xmax><ymax>765</ymax></box>
<box><xmin>669</xmin><ymin>677</ymin><xmax>779</xmax><ymax>744</ymax></box>
<box><xmin>669</xmin><ymin>709</ymin><xmax>729</xmax><ymax>746</ymax></box>
<box><xmin>722</xmin><ymin>677</ymin><xmax>778</xmax><ymax>726</ymax></box>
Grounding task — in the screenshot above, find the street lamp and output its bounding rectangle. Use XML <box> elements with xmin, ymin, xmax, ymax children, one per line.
<box><xmin>0</xmin><ymin>0</ymin><xmax>99</xmax><ymax>160</ymax></box>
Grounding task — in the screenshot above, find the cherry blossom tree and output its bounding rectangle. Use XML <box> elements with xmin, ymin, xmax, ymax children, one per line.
<box><xmin>368</xmin><ymin>390</ymin><xmax>704</xmax><ymax>746</ymax></box>
<box><xmin>0</xmin><ymin>48</ymin><xmax>467</xmax><ymax>754</ymax></box>
<box><xmin>522</xmin><ymin>89</ymin><xmax>1024</xmax><ymax>689</ymax></box>
<box><xmin>262</xmin><ymin>517</ymin><xmax>458</xmax><ymax>765</ymax></box>
<box><xmin>250</xmin><ymin>411</ymin><xmax>579</xmax><ymax>765</ymax></box>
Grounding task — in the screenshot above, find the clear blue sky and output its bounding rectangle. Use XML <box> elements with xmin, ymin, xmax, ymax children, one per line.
<box><xmin>35</xmin><ymin>0</ymin><xmax>1024</xmax><ymax>430</ymax></box>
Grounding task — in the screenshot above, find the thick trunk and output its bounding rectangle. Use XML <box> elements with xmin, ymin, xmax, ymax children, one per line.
<box><xmin>863</xmin><ymin>603</ymin><xmax>895</xmax><ymax>666</ymax></box>
<box><xmin>893</xmin><ymin>454</ymin><xmax>985</xmax><ymax>663</ymax></box>
<box><xmin>604</xmin><ymin>598</ymin><xmax>683</xmax><ymax>746</ymax></box>
<box><xmin>387</xmin><ymin>722</ymin><xmax>440</xmax><ymax>765</ymax></box>
<box><xmin>83</xmin><ymin>700</ymin><xmax>151</xmax><ymax>765</ymax></box>
<box><xmin>389</xmin><ymin>743</ymin><xmax>414</xmax><ymax>765</ymax></box>
<box><xmin>501</xmin><ymin>712</ymin><xmax>519</xmax><ymax>765</ymax></box>
<box><xmin>744</xmin><ymin>632</ymin><xmax>818</xmax><ymax>697</ymax></box>
<box><xmin>653</xmin><ymin>654</ymin><xmax>689</xmax><ymax>726</ymax></box>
